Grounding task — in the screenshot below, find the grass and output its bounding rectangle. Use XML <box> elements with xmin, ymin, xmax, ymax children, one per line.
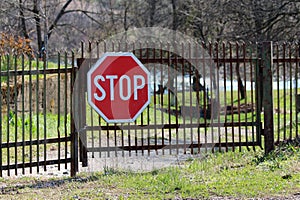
<box><xmin>0</xmin><ymin>139</ymin><xmax>299</xmax><ymax>199</ymax></box>
<box><xmin>1</xmin><ymin>112</ymin><xmax>70</xmax><ymax>142</ymax></box>
<box><xmin>84</xmin><ymin>90</ymin><xmax>259</xmax><ymax>127</ymax></box>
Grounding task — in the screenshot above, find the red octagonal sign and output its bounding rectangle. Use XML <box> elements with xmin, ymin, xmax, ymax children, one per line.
<box><xmin>87</xmin><ymin>52</ymin><xmax>150</xmax><ymax>123</ymax></box>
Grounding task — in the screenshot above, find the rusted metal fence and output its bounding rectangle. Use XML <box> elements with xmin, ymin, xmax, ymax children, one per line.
<box><xmin>273</xmin><ymin>43</ymin><xmax>299</xmax><ymax>144</ymax></box>
<box><xmin>0</xmin><ymin>41</ymin><xmax>299</xmax><ymax>177</ymax></box>
<box><xmin>0</xmin><ymin>53</ymin><xmax>76</xmax><ymax>176</ymax></box>
<box><xmin>74</xmin><ymin>41</ymin><xmax>263</xmax><ymax>168</ymax></box>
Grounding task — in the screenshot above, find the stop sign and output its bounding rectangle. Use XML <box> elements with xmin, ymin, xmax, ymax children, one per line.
<box><xmin>87</xmin><ymin>52</ymin><xmax>151</xmax><ymax>123</ymax></box>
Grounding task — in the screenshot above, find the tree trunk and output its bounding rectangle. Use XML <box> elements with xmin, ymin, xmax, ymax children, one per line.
<box><xmin>33</xmin><ymin>0</ymin><xmax>42</xmax><ymax>53</ymax></box>
<box><xmin>149</xmin><ymin>0</ymin><xmax>156</xmax><ymax>27</ymax></box>
<box><xmin>19</xmin><ymin>0</ymin><xmax>30</xmax><ymax>41</ymax></box>
<box><xmin>19</xmin><ymin>0</ymin><xmax>32</xmax><ymax>54</ymax></box>
<box><xmin>236</xmin><ymin>62</ymin><xmax>245</xmax><ymax>100</ymax></box>
<box><xmin>171</xmin><ymin>0</ymin><xmax>178</xmax><ymax>31</ymax></box>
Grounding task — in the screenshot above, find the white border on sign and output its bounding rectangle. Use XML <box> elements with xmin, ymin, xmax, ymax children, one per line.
<box><xmin>87</xmin><ymin>52</ymin><xmax>151</xmax><ymax>123</ymax></box>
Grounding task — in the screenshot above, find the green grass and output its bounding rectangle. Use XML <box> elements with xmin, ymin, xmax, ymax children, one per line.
<box><xmin>84</xmin><ymin>89</ymin><xmax>260</xmax><ymax>126</ymax></box>
<box><xmin>1</xmin><ymin>112</ymin><xmax>70</xmax><ymax>142</ymax></box>
<box><xmin>0</xmin><ymin>140</ymin><xmax>299</xmax><ymax>199</ymax></box>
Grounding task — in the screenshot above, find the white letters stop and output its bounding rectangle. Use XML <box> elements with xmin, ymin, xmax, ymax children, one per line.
<box><xmin>94</xmin><ymin>74</ymin><xmax>146</xmax><ymax>101</ymax></box>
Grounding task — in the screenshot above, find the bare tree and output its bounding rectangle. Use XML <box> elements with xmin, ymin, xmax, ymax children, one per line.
<box><xmin>222</xmin><ymin>0</ymin><xmax>300</xmax><ymax>42</ymax></box>
<box><xmin>0</xmin><ymin>0</ymin><xmax>299</xmax><ymax>55</ymax></box>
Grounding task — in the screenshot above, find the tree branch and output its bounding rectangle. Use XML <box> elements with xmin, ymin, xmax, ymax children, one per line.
<box><xmin>47</xmin><ymin>0</ymin><xmax>73</xmax><ymax>40</ymax></box>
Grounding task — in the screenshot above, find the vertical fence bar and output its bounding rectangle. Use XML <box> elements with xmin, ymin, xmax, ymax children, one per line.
<box><xmin>242</xmin><ymin>42</ymin><xmax>249</xmax><ymax>150</ymax></box>
<box><xmin>98</xmin><ymin>116</ymin><xmax>102</xmax><ymax>158</ymax></box>
<box><xmin>21</xmin><ymin>55</ymin><xmax>25</xmax><ymax>174</ymax></box>
<box><xmin>174</xmin><ymin>51</ymin><xmax>179</xmax><ymax>155</ymax></box>
<box><xmin>160</xmin><ymin>42</ymin><xmax>165</xmax><ymax>155</ymax></box>
<box><xmin>106</xmin><ymin>42</ymin><xmax>112</xmax><ymax>158</ymax></box>
<box><xmin>127</xmin><ymin>42</ymin><xmax>132</xmax><ymax>157</ymax></box>
<box><xmin>13</xmin><ymin>55</ymin><xmax>18</xmax><ymax>175</ymax></box>
<box><xmin>152</xmin><ymin>46</ymin><xmax>158</xmax><ymax>156</ymax></box>
<box><xmin>236</xmin><ymin>42</ymin><xmax>242</xmax><ymax>152</ymax></box>
<box><xmin>295</xmin><ymin>43</ymin><xmax>299</xmax><ymax>138</ymax></box>
<box><xmin>88</xmin><ymin>41</ymin><xmax>95</xmax><ymax>159</ymax></box>
<box><xmin>249</xmin><ymin>43</ymin><xmax>255</xmax><ymax>150</ymax></box>
<box><xmin>288</xmin><ymin>44</ymin><xmax>293</xmax><ymax>140</ymax></box>
<box><xmin>35</xmin><ymin>56</ymin><xmax>40</xmax><ymax>174</ymax></box>
<box><xmin>114</xmin><ymin>124</ymin><xmax>117</xmax><ymax>157</ymax></box>
<box><xmin>275</xmin><ymin>43</ymin><xmax>280</xmax><ymax>143</ymax></box>
<box><xmin>43</xmin><ymin>53</ymin><xmax>47</xmax><ymax>171</ymax></box>
<box><xmin>57</xmin><ymin>52</ymin><xmax>61</xmax><ymax>170</ymax></box>
<box><xmin>215</xmin><ymin>42</ymin><xmax>221</xmax><ymax>152</ymax></box>
<box><xmin>71</xmin><ymin>51</ymin><xmax>78</xmax><ymax>176</ymax></box>
<box><xmin>146</xmin><ymin>46</ymin><xmax>151</xmax><ymax>155</ymax></box>
<box><xmin>181</xmin><ymin>43</ymin><xmax>187</xmax><ymax>153</ymax></box>
<box><xmin>29</xmin><ymin>57</ymin><xmax>33</xmax><ymax>174</ymax></box>
<box><xmin>201</xmin><ymin>41</ymin><xmax>207</xmax><ymax>153</ymax></box>
<box><xmin>283</xmin><ymin>43</ymin><xmax>287</xmax><ymax>140</ymax></box>
<box><xmin>261</xmin><ymin>42</ymin><xmax>274</xmax><ymax>154</ymax></box>
<box><xmin>208</xmin><ymin>42</ymin><xmax>214</xmax><ymax>152</ymax></box>
<box><xmin>78</xmin><ymin>43</ymin><xmax>85</xmax><ymax>163</ymax></box>
<box><xmin>0</xmin><ymin>56</ymin><xmax>2</xmax><ymax>177</ymax></box>
<box><xmin>105</xmin><ymin>105</ymin><xmax>109</xmax><ymax>156</ymax></box>
<box><xmin>127</xmin><ymin>42</ymin><xmax>132</xmax><ymax>156</ymax></box>
<box><xmin>255</xmin><ymin>42</ymin><xmax>262</xmax><ymax>149</ymax></box>
<box><xmin>195</xmin><ymin>42</ymin><xmax>200</xmax><ymax>152</ymax></box>
<box><xmin>6</xmin><ymin>55</ymin><xmax>10</xmax><ymax>176</ymax></box>
<box><xmin>188</xmin><ymin>47</ymin><xmax>193</xmax><ymax>153</ymax></box>
<box><xmin>96</xmin><ymin>42</ymin><xmax>102</xmax><ymax>159</ymax></box>
<box><xmin>222</xmin><ymin>42</ymin><xmax>228</xmax><ymax>151</ymax></box>
<box><xmin>133</xmin><ymin>47</ymin><xmax>141</xmax><ymax>156</ymax></box>
<box><xmin>229</xmin><ymin>43</ymin><xmax>235</xmax><ymax>151</ymax></box>
<box><xmin>153</xmin><ymin>45</ymin><xmax>158</xmax><ymax>154</ymax></box>
<box><xmin>139</xmin><ymin>43</ymin><xmax>145</xmax><ymax>156</ymax></box>
<box><xmin>78</xmin><ymin>57</ymin><xmax>88</xmax><ymax>166</ymax></box>
<box><xmin>167</xmin><ymin>43</ymin><xmax>172</xmax><ymax>155</ymax></box>
<box><xmin>100</xmin><ymin>42</ymin><xmax>107</xmax><ymax>158</ymax></box>
<box><xmin>64</xmin><ymin>52</ymin><xmax>68</xmax><ymax>169</ymax></box>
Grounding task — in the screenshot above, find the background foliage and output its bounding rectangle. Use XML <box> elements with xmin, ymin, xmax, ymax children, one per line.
<box><xmin>0</xmin><ymin>0</ymin><xmax>299</xmax><ymax>57</ymax></box>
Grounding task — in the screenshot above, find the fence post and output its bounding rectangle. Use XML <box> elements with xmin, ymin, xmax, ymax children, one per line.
<box><xmin>261</xmin><ymin>41</ymin><xmax>274</xmax><ymax>154</ymax></box>
<box><xmin>71</xmin><ymin>55</ymin><xmax>79</xmax><ymax>177</ymax></box>
<box><xmin>76</xmin><ymin>58</ymin><xmax>88</xmax><ymax>167</ymax></box>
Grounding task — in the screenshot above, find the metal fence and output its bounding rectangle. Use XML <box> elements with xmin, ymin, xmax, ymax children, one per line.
<box><xmin>75</xmin><ymin>41</ymin><xmax>263</xmax><ymax>168</ymax></box>
<box><xmin>273</xmin><ymin>43</ymin><xmax>299</xmax><ymax>143</ymax></box>
<box><xmin>0</xmin><ymin>53</ymin><xmax>76</xmax><ymax>176</ymax></box>
<box><xmin>0</xmin><ymin>41</ymin><xmax>299</xmax><ymax>176</ymax></box>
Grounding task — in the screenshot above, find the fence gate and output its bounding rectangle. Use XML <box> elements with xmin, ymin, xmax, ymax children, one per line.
<box><xmin>0</xmin><ymin>53</ymin><xmax>76</xmax><ymax>176</ymax></box>
<box><xmin>73</xmin><ymin>41</ymin><xmax>266</xmax><ymax>169</ymax></box>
